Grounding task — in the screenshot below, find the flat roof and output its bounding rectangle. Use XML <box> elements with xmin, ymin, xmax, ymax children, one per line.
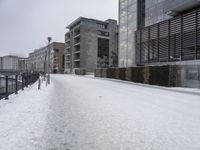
<box><xmin>66</xmin><ymin>17</ymin><xmax>111</xmax><ymax>29</ymax></box>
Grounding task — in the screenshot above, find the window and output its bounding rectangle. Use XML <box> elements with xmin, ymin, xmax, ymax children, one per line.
<box><xmin>97</xmin><ymin>24</ymin><xmax>107</xmax><ymax>29</ymax></box>
<box><xmin>54</xmin><ymin>49</ymin><xmax>59</xmax><ymax>52</ymax></box>
<box><xmin>97</xmin><ymin>31</ymin><xmax>110</xmax><ymax>37</ymax></box>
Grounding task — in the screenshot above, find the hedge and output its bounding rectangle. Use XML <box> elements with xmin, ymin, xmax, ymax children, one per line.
<box><xmin>119</xmin><ymin>68</ymin><xmax>126</xmax><ymax>80</ymax></box>
<box><xmin>107</xmin><ymin>68</ymin><xmax>116</xmax><ymax>79</ymax></box>
<box><xmin>95</xmin><ymin>69</ymin><xmax>102</xmax><ymax>77</ymax></box>
<box><xmin>95</xmin><ymin>65</ymin><xmax>174</xmax><ymax>87</ymax></box>
<box><xmin>149</xmin><ymin>65</ymin><xmax>170</xmax><ymax>87</ymax></box>
<box><xmin>132</xmin><ymin>67</ymin><xmax>144</xmax><ymax>83</ymax></box>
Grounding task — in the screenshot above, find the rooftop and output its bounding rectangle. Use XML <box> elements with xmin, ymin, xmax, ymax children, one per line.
<box><xmin>66</xmin><ymin>17</ymin><xmax>114</xmax><ymax>29</ymax></box>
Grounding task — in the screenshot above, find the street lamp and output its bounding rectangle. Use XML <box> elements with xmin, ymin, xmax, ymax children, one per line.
<box><xmin>47</xmin><ymin>37</ymin><xmax>52</xmax><ymax>85</ymax></box>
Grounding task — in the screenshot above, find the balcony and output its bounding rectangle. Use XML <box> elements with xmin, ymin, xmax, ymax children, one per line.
<box><xmin>74</xmin><ymin>61</ymin><xmax>80</xmax><ymax>68</ymax></box>
<box><xmin>74</xmin><ymin>36</ymin><xmax>80</xmax><ymax>46</ymax></box>
<box><xmin>74</xmin><ymin>44</ymin><xmax>80</xmax><ymax>53</ymax></box>
<box><xmin>74</xmin><ymin>51</ymin><xmax>80</xmax><ymax>54</ymax></box>
<box><xmin>74</xmin><ymin>59</ymin><xmax>80</xmax><ymax>62</ymax></box>
<box><xmin>66</xmin><ymin>46</ymin><xmax>71</xmax><ymax>50</ymax></box>
<box><xmin>74</xmin><ymin>42</ymin><xmax>80</xmax><ymax>47</ymax></box>
<box><xmin>74</xmin><ymin>34</ymin><xmax>80</xmax><ymax>39</ymax></box>
<box><xmin>74</xmin><ymin>52</ymin><xmax>80</xmax><ymax>61</ymax></box>
<box><xmin>65</xmin><ymin>33</ymin><xmax>70</xmax><ymax>42</ymax></box>
<box><xmin>74</xmin><ymin>27</ymin><xmax>80</xmax><ymax>37</ymax></box>
<box><xmin>66</xmin><ymin>39</ymin><xmax>70</xmax><ymax>43</ymax></box>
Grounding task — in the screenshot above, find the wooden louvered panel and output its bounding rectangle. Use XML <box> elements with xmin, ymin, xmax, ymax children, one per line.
<box><xmin>136</xmin><ymin>8</ymin><xmax>200</xmax><ymax>65</ymax></box>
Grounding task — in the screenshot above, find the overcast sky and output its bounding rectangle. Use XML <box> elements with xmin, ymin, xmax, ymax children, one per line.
<box><xmin>0</xmin><ymin>0</ymin><xmax>118</xmax><ymax>57</ymax></box>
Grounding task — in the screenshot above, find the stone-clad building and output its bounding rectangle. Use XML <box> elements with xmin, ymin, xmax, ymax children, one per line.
<box><xmin>27</xmin><ymin>42</ymin><xmax>65</xmax><ymax>73</ymax></box>
<box><xmin>65</xmin><ymin>17</ymin><xmax>118</xmax><ymax>73</ymax></box>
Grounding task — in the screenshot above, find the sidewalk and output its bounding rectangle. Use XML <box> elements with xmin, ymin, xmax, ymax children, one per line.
<box><xmin>0</xmin><ymin>81</ymin><xmax>53</xmax><ymax>150</ymax></box>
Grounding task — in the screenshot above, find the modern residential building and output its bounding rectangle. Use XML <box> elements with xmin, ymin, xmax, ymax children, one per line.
<box><xmin>27</xmin><ymin>42</ymin><xmax>65</xmax><ymax>73</ymax></box>
<box><xmin>2</xmin><ymin>55</ymin><xmax>19</xmax><ymax>70</ymax></box>
<box><xmin>0</xmin><ymin>57</ymin><xmax>3</xmax><ymax>69</ymax></box>
<box><xmin>18</xmin><ymin>57</ymin><xmax>28</xmax><ymax>72</ymax></box>
<box><xmin>118</xmin><ymin>0</ymin><xmax>200</xmax><ymax>88</ymax></box>
<box><xmin>136</xmin><ymin>0</ymin><xmax>200</xmax><ymax>66</ymax></box>
<box><xmin>65</xmin><ymin>17</ymin><xmax>118</xmax><ymax>73</ymax></box>
<box><xmin>118</xmin><ymin>0</ymin><xmax>200</xmax><ymax>67</ymax></box>
<box><xmin>27</xmin><ymin>49</ymin><xmax>46</xmax><ymax>72</ymax></box>
<box><xmin>0</xmin><ymin>55</ymin><xmax>28</xmax><ymax>71</ymax></box>
<box><xmin>49</xmin><ymin>42</ymin><xmax>65</xmax><ymax>73</ymax></box>
<box><xmin>27</xmin><ymin>52</ymin><xmax>36</xmax><ymax>72</ymax></box>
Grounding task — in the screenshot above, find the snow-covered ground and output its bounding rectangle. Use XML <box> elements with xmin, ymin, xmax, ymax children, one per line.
<box><xmin>0</xmin><ymin>80</ymin><xmax>53</xmax><ymax>150</ymax></box>
<box><xmin>0</xmin><ymin>74</ymin><xmax>200</xmax><ymax>150</ymax></box>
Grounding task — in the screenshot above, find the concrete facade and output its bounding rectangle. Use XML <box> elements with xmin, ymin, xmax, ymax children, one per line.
<box><xmin>27</xmin><ymin>42</ymin><xmax>65</xmax><ymax>73</ymax></box>
<box><xmin>65</xmin><ymin>17</ymin><xmax>118</xmax><ymax>73</ymax></box>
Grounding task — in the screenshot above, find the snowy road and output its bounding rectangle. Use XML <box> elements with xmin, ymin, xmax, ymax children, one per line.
<box><xmin>0</xmin><ymin>74</ymin><xmax>200</xmax><ymax>150</ymax></box>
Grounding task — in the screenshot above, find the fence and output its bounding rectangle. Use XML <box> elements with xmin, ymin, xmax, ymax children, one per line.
<box><xmin>0</xmin><ymin>73</ymin><xmax>39</xmax><ymax>100</ymax></box>
<box><xmin>136</xmin><ymin>8</ymin><xmax>200</xmax><ymax>65</ymax></box>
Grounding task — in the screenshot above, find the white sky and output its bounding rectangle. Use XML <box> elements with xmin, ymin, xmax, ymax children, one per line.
<box><xmin>0</xmin><ymin>0</ymin><xmax>118</xmax><ymax>57</ymax></box>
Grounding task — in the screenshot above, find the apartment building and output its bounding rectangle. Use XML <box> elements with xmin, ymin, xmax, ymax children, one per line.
<box><xmin>27</xmin><ymin>42</ymin><xmax>65</xmax><ymax>73</ymax></box>
<box><xmin>2</xmin><ymin>55</ymin><xmax>19</xmax><ymax>70</ymax></box>
<box><xmin>0</xmin><ymin>57</ymin><xmax>3</xmax><ymax>69</ymax></box>
<box><xmin>18</xmin><ymin>57</ymin><xmax>27</xmax><ymax>72</ymax></box>
<box><xmin>0</xmin><ymin>55</ymin><xmax>28</xmax><ymax>71</ymax></box>
<box><xmin>65</xmin><ymin>17</ymin><xmax>118</xmax><ymax>73</ymax></box>
<box><xmin>27</xmin><ymin>52</ymin><xmax>36</xmax><ymax>72</ymax></box>
<box><xmin>50</xmin><ymin>42</ymin><xmax>65</xmax><ymax>73</ymax></box>
<box><xmin>27</xmin><ymin>49</ymin><xmax>46</xmax><ymax>72</ymax></box>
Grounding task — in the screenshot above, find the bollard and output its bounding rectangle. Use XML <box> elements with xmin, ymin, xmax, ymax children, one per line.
<box><xmin>5</xmin><ymin>76</ymin><xmax>9</xmax><ymax>100</ymax></box>
<box><xmin>38</xmin><ymin>76</ymin><xmax>41</xmax><ymax>90</ymax></box>
<box><xmin>25</xmin><ymin>75</ymin><xmax>28</xmax><ymax>88</ymax></box>
<box><xmin>15</xmin><ymin>75</ymin><xmax>18</xmax><ymax>94</ymax></box>
<box><xmin>22</xmin><ymin>75</ymin><xmax>24</xmax><ymax>91</ymax></box>
<box><xmin>12</xmin><ymin>76</ymin><xmax>14</xmax><ymax>93</ymax></box>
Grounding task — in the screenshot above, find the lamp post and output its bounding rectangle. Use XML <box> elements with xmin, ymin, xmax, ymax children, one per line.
<box><xmin>47</xmin><ymin>37</ymin><xmax>52</xmax><ymax>85</ymax></box>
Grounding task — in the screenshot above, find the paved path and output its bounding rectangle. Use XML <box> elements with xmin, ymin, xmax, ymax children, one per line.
<box><xmin>42</xmin><ymin>75</ymin><xmax>200</xmax><ymax>150</ymax></box>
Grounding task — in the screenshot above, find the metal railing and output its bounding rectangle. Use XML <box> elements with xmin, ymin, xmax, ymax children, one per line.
<box><xmin>0</xmin><ymin>73</ymin><xmax>39</xmax><ymax>100</ymax></box>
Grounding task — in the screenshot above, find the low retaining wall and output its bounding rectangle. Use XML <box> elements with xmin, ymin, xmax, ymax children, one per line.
<box><xmin>95</xmin><ymin>65</ymin><xmax>200</xmax><ymax>88</ymax></box>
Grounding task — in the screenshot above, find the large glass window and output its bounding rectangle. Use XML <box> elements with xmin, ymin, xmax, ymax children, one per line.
<box><xmin>145</xmin><ymin>0</ymin><xmax>171</xmax><ymax>26</ymax></box>
<box><xmin>119</xmin><ymin>0</ymin><xmax>138</xmax><ymax>68</ymax></box>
